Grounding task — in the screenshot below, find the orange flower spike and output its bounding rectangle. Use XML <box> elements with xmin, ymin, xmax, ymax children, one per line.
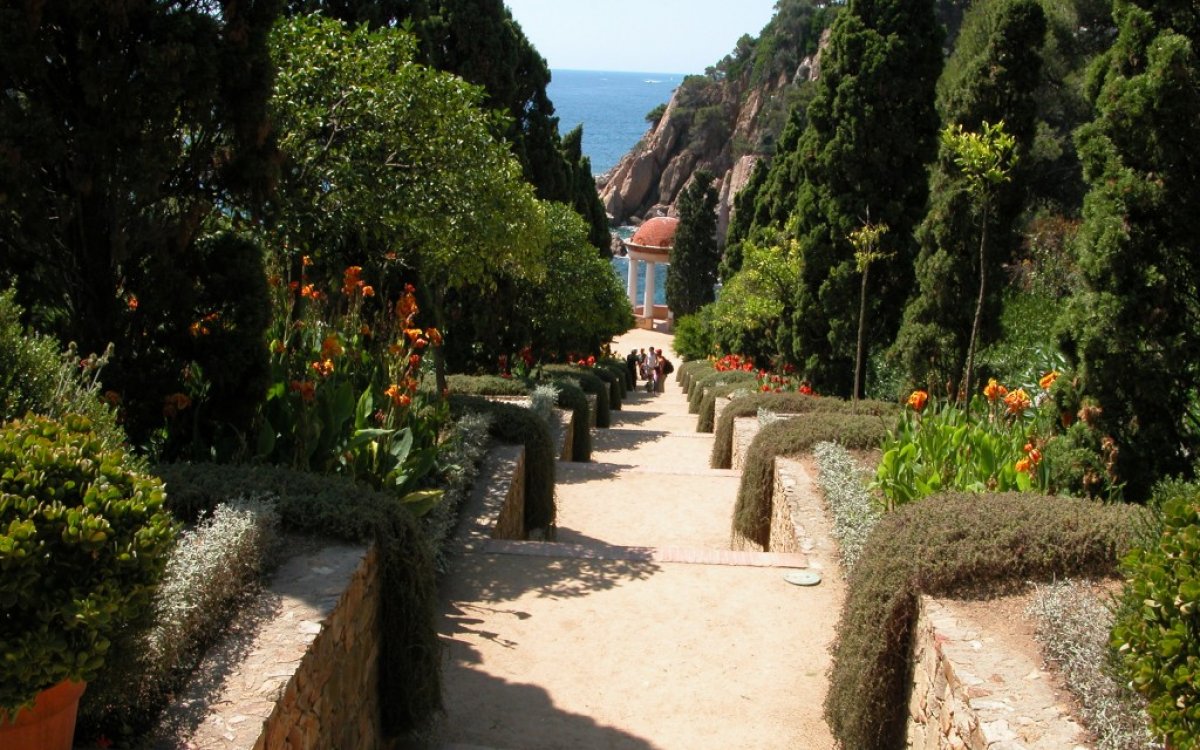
<box><xmin>983</xmin><ymin>378</ymin><xmax>1004</xmax><ymax>402</ymax></box>
<box><xmin>384</xmin><ymin>384</ymin><xmax>405</xmax><ymax>406</ymax></box>
<box><xmin>361</xmin><ymin>285</ymin><xmax>375</xmax><ymax>298</ymax></box>
<box><xmin>342</xmin><ymin>266</ymin><xmax>364</xmax><ymax>296</ymax></box>
<box><xmin>302</xmin><ymin>255</ymin><xmax>313</xmax><ymax>267</ymax></box>
<box><xmin>907</xmin><ymin>390</ymin><xmax>929</xmax><ymax>412</ymax></box>
<box><xmin>360</xmin><ymin>324</ymin><xmax>371</xmax><ymax>336</ymax></box>
<box><xmin>1015</xmin><ymin>458</ymin><xmax>1032</xmax><ymax>474</ymax></box>
<box><xmin>426</xmin><ymin>327</ymin><xmax>443</xmax><ymax>346</ymax></box>
<box><xmin>409</xmin><ymin>354</ymin><xmax>422</xmax><ymax>369</ymax></box>
<box><xmin>1039</xmin><ymin>371</ymin><xmax>1060</xmax><ymax>390</ymax></box>
<box><xmin>1003</xmin><ymin>388</ymin><xmax>1031</xmax><ymax>415</ymax></box>
<box><xmin>127</xmin><ymin>295</ymin><xmax>139</xmax><ymax>311</ymax></box>
<box><xmin>320</xmin><ymin>335</ymin><xmax>344</xmax><ymax>360</ymax></box>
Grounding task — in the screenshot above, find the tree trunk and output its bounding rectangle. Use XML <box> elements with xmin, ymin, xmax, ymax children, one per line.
<box><xmin>854</xmin><ymin>265</ymin><xmax>870</xmax><ymax>403</ymax></box>
<box><xmin>961</xmin><ymin>203</ymin><xmax>990</xmax><ymax>407</ymax></box>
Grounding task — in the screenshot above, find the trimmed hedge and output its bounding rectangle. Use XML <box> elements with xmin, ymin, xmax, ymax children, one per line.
<box><xmin>732</xmin><ymin>413</ymin><xmax>889</xmax><ymax>548</ymax></box>
<box><xmin>677</xmin><ymin>360</ymin><xmax>713</xmax><ymax>390</ymax></box>
<box><xmin>541</xmin><ymin>365</ymin><xmax>611</xmax><ymax>428</ymax></box>
<box><xmin>712</xmin><ymin>392</ymin><xmax>897</xmax><ymax>469</ymax></box>
<box><xmin>687</xmin><ymin>370</ymin><xmax>758</xmax><ymax>415</ymax></box>
<box><xmin>694</xmin><ymin>374</ymin><xmax>761</xmax><ymax>431</ymax></box>
<box><xmin>590</xmin><ymin>364</ymin><xmax>622</xmax><ymax>411</ymax></box>
<box><xmin>598</xmin><ymin>358</ymin><xmax>629</xmax><ymax>399</ymax></box>
<box><xmin>448</xmin><ymin>395</ymin><xmax>556</xmax><ymax>533</ymax></box>
<box><xmin>826</xmin><ymin>493</ymin><xmax>1146</xmax><ymax>750</ymax></box>
<box><xmin>154</xmin><ymin>464</ymin><xmax>441</xmax><ymax>735</ymax></box>
<box><xmin>445</xmin><ymin>373</ymin><xmax>531</xmax><ymax>397</ymax></box>
<box><xmin>548</xmin><ymin>378</ymin><xmax>592</xmax><ymax>462</ymax></box>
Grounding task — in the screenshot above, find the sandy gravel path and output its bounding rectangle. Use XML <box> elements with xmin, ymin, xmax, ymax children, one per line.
<box><xmin>426</xmin><ymin>328</ymin><xmax>844</xmax><ymax>749</ymax></box>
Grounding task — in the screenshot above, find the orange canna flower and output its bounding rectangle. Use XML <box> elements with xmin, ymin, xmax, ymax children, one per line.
<box><xmin>1015</xmin><ymin>458</ymin><xmax>1032</xmax><ymax>473</ymax></box>
<box><xmin>302</xmin><ymin>255</ymin><xmax>313</xmax><ymax>267</ymax></box>
<box><xmin>361</xmin><ymin>285</ymin><xmax>375</xmax><ymax>298</ymax></box>
<box><xmin>983</xmin><ymin>378</ymin><xmax>1007</xmax><ymax>402</ymax></box>
<box><xmin>127</xmin><ymin>295</ymin><xmax>139</xmax><ymax>311</ymax></box>
<box><xmin>907</xmin><ymin>390</ymin><xmax>929</xmax><ymax>412</ymax></box>
<box><xmin>409</xmin><ymin>354</ymin><xmax>422</xmax><ymax>369</ymax></box>
<box><xmin>189</xmin><ymin>321</ymin><xmax>210</xmax><ymax>337</ymax></box>
<box><xmin>426</xmin><ymin>327</ymin><xmax>443</xmax><ymax>346</ymax></box>
<box><xmin>320</xmin><ymin>335</ymin><xmax>344</xmax><ymax>360</ymax></box>
<box><xmin>404</xmin><ymin>328</ymin><xmax>425</xmax><ymax>342</ymax></box>
<box><xmin>1004</xmin><ymin>388</ymin><xmax>1031</xmax><ymax>415</ymax></box>
<box><xmin>360</xmin><ymin>324</ymin><xmax>371</xmax><ymax>336</ymax></box>
<box><xmin>384</xmin><ymin>384</ymin><xmax>411</xmax><ymax>407</ymax></box>
<box><xmin>310</xmin><ymin>359</ymin><xmax>335</xmax><ymax>378</ymax></box>
<box><xmin>1039</xmin><ymin>371</ymin><xmax>1060</xmax><ymax>390</ymax></box>
<box><xmin>342</xmin><ymin>266</ymin><xmax>364</xmax><ymax>296</ymax></box>
<box><xmin>162</xmin><ymin>392</ymin><xmax>191</xmax><ymax>419</ymax></box>
<box><xmin>290</xmin><ymin>379</ymin><xmax>316</xmax><ymax>403</ymax></box>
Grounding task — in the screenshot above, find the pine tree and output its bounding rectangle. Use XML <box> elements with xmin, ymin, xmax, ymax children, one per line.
<box><xmin>667</xmin><ymin>171</ymin><xmax>721</xmax><ymax>317</ymax></box>
<box><xmin>782</xmin><ymin>0</ymin><xmax>944</xmax><ymax>396</ymax></box>
<box><xmin>891</xmin><ymin>0</ymin><xmax>1047</xmax><ymax>395</ymax></box>
<box><xmin>1057</xmin><ymin>0</ymin><xmax>1200</xmax><ymax>499</ymax></box>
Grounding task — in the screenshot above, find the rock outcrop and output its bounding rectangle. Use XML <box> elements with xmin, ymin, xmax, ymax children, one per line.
<box><xmin>597</xmin><ymin>22</ymin><xmax>831</xmax><ymax>247</ymax></box>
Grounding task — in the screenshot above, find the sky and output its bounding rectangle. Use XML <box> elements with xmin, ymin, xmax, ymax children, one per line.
<box><xmin>502</xmin><ymin>0</ymin><xmax>780</xmax><ymax>75</ymax></box>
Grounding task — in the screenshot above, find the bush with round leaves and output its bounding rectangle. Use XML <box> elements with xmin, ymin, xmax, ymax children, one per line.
<box><xmin>1111</xmin><ymin>481</ymin><xmax>1200</xmax><ymax>749</ymax></box>
<box><xmin>0</xmin><ymin>414</ymin><xmax>177</xmax><ymax>714</ymax></box>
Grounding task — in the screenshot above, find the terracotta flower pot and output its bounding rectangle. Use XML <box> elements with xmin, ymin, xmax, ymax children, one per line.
<box><xmin>0</xmin><ymin>680</ymin><xmax>87</xmax><ymax>750</ymax></box>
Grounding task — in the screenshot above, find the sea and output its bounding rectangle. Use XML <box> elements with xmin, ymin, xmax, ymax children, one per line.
<box><xmin>548</xmin><ymin>69</ymin><xmax>683</xmax><ymax>305</ymax></box>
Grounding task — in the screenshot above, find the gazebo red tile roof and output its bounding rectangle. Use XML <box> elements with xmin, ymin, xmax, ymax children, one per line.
<box><xmin>628</xmin><ymin>216</ymin><xmax>679</xmax><ymax>250</ymax></box>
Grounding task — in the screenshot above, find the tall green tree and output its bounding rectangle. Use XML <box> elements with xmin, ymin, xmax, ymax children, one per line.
<box><xmin>560</xmin><ymin>126</ymin><xmax>612</xmax><ymax>255</ymax></box>
<box><xmin>667</xmin><ymin>171</ymin><xmax>721</xmax><ymax>317</ymax></box>
<box><xmin>891</xmin><ymin>0</ymin><xmax>1047</xmax><ymax>396</ymax></box>
<box><xmin>780</xmin><ymin>0</ymin><xmax>944</xmax><ymax>396</ymax></box>
<box><xmin>0</xmin><ymin>0</ymin><xmax>281</xmax><ymax>448</ymax></box>
<box><xmin>1057</xmin><ymin>0</ymin><xmax>1200</xmax><ymax>499</ymax></box>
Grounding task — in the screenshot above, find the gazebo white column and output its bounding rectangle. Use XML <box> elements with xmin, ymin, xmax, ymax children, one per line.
<box><xmin>643</xmin><ymin>260</ymin><xmax>657</xmax><ymax>320</ymax></box>
<box><xmin>627</xmin><ymin>258</ymin><xmax>639</xmax><ymax>312</ymax></box>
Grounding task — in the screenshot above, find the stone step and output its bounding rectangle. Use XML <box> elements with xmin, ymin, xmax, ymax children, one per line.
<box><xmin>558</xmin><ymin>462</ymin><xmax>738</xmax><ymax>479</ymax></box>
<box><xmin>474</xmin><ymin>539</ymin><xmax>808</xmax><ymax>569</ymax></box>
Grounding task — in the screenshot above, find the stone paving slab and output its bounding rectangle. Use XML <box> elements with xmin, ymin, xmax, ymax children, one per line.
<box><xmin>481</xmin><ymin>539</ymin><xmax>808</xmax><ymax>568</ymax></box>
<box><xmin>588</xmin><ymin>431</ymin><xmax>716</xmax><ymax>473</ymax></box>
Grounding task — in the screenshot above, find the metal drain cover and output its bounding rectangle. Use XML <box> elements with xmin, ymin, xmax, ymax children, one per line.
<box><xmin>783</xmin><ymin>570</ymin><xmax>822</xmax><ymax>587</ymax></box>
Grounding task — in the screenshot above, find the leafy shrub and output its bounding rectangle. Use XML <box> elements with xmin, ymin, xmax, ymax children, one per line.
<box><xmin>79</xmin><ymin>496</ymin><xmax>279</xmax><ymax>741</ymax></box>
<box><xmin>530</xmin><ymin>383</ymin><xmax>560</xmax><ymax>426</ymax></box>
<box><xmin>688</xmin><ymin>369</ymin><xmax>758</xmax><ymax>415</ymax></box>
<box><xmin>0</xmin><ymin>289</ymin><xmax>125</xmax><ymax>450</ymax></box>
<box><xmin>449</xmin><ymin>395</ymin><xmax>556</xmax><ymax>533</ymax></box>
<box><xmin>0</xmin><ymin>415</ymin><xmax>177</xmax><ymax>713</ymax></box>
<box><xmin>694</xmin><ymin>372</ymin><xmax>761</xmax><ymax>431</ymax></box>
<box><xmin>153</xmin><ymin>463</ymin><xmax>442</xmax><ymax>734</ymax></box>
<box><xmin>1028</xmin><ymin>580</ymin><xmax>1160</xmax><ymax>750</ymax></box>
<box><xmin>813</xmin><ymin>442</ymin><xmax>881</xmax><ymax>571</ymax></box>
<box><xmin>732</xmin><ymin>413</ymin><xmax>889</xmax><ymax>548</ymax></box>
<box><xmin>597</xmin><ymin>358</ymin><xmax>628</xmax><ymax>400</ymax></box>
<box><xmin>589</xmin><ymin>364</ymin><xmax>622</xmax><ymax>411</ymax></box>
<box><xmin>673</xmin><ymin>311</ymin><xmax>716</xmax><ymax>361</ymax></box>
<box><xmin>826</xmin><ymin>492</ymin><xmax>1146</xmax><ymax>750</ymax></box>
<box><xmin>711</xmin><ymin>392</ymin><xmax>898</xmax><ymax>469</ymax></box>
<box><xmin>676</xmin><ymin>359</ymin><xmax>714</xmax><ymax>390</ymax></box>
<box><xmin>1112</xmin><ymin>481</ymin><xmax>1200</xmax><ymax>748</ymax></box>
<box><xmin>541</xmin><ymin>365</ymin><xmax>610</xmax><ymax>428</ymax></box>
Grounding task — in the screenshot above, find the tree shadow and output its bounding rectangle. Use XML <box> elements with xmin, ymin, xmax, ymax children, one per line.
<box><xmin>590</xmin><ymin>427</ymin><xmax>672</xmax><ymax>453</ymax></box>
<box><xmin>555</xmin><ymin>460</ymin><xmax>636</xmax><ymax>484</ymax></box>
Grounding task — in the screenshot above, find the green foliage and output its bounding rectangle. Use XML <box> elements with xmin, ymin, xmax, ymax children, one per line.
<box><xmin>594</xmin><ymin>360</ymin><xmax>628</xmax><ymax>405</ymax></box>
<box><xmin>696</xmin><ymin>378</ymin><xmax>760</xmax><ymax>433</ymax></box>
<box><xmin>0</xmin><ymin>290</ymin><xmax>125</xmax><ymax>452</ymax></box>
<box><xmin>689</xmin><ymin>370</ymin><xmax>758</xmax><ymax>416</ymax></box>
<box><xmin>515</xmin><ymin>204</ymin><xmax>633</xmax><ymax>361</ymax></box>
<box><xmin>645</xmin><ymin>103</ymin><xmax>668</xmax><ymax>125</ymax></box>
<box><xmin>667</xmin><ymin>171</ymin><xmax>721</xmax><ymax>317</ymax></box>
<box><xmin>677</xmin><ymin>360</ymin><xmax>715</xmax><ymax>392</ymax></box>
<box><xmin>0</xmin><ymin>2</ymin><xmax>280</xmax><ymax>449</ymax></box>
<box><xmin>79</xmin><ymin>497</ymin><xmax>278</xmax><ymax>743</ymax></box>
<box><xmin>446</xmin><ymin>374</ymin><xmax>531</xmax><ymax>397</ymax></box>
<box><xmin>1112</xmin><ymin>481</ymin><xmax>1200</xmax><ymax>748</ymax></box>
<box><xmin>558</xmin><ymin>127</ymin><xmax>612</xmax><ymax>254</ymax></box>
<box><xmin>673</xmin><ymin>312</ymin><xmax>717</xmax><ymax>361</ymax></box>
<box><xmin>0</xmin><ymin>415</ymin><xmax>177</xmax><ymax>713</ymax></box>
<box><xmin>826</xmin><ymin>492</ymin><xmax>1146</xmax><ymax>750</ymax></box>
<box><xmin>540</xmin><ymin>365</ymin><xmax>611</xmax><ymax>429</ymax></box>
<box><xmin>813</xmin><ymin>442</ymin><xmax>880</xmax><ymax>571</ymax></box>
<box><xmin>875</xmin><ymin>392</ymin><xmax>1051</xmax><ymax>508</ymax></box>
<box><xmin>744</xmin><ymin>0</ymin><xmax>944</xmax><ymax>394</ymax></box>
<box><xmin>707</xmin><ymin>231</ymin><xmax>803</xmax><ymax>364</ymax></box>
<box><xmin>547</xmin><ymin>379</ymin><xmax>592</xmax><ymax>462</ymax></box>
<box><xmin>1056</xmin><ymin>1</ymin><xmax>1200</xmax><ymax>499</ymax></box>
<box><xmin>259</xmin><ymin>277</ymin><xmax>446</xmax><ymax>513</ymax></box>
<box><xmin>448</xmin><ymin>396</ymin><xmax>556</xmax><ymax>533</ymax></box>
<box><xmin>892</xmin><ymin>0</ymin><xmax>1046</xmax><ymax>394</ymax></box>
<box><xmin>153</xmin><ymin>463</ymin><xmax>442</xmax><ymax>734</ymax></box>
<box><xmin>711</xmin><ymin>392</ymin><xmax>898</xmax><ymax>469</ymax></box>
<box><xmin>732</xmin><ymin>412</ymin><xmax>888</xmax><ymax>547</ymax></box>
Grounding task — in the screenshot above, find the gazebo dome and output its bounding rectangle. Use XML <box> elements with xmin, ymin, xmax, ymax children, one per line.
<box><xmin>627</xmin><ymin>216</ymin><xmax>679</xmax><ymax>253</ymax></box>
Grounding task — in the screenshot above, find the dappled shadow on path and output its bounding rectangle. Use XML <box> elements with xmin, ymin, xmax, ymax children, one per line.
<box><xmin>556</xmin><ymin>460</ymin><xmax>636</xmax><ymax>484</ymax></box>
<box><xmin>591</xmin><ymin>426</ymin><xmax>671</xmax><ymax>453</ymax></box>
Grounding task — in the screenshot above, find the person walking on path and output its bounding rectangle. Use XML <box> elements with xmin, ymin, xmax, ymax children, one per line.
<box><xmin>644</xmin><ymin>348</ymin><xmax>659</xmax><ymax>392</ymax></box>
<box><xmin>626</xmin><ymin>349</ymin><xmax>640</xmax><ymax>386</ymax></box>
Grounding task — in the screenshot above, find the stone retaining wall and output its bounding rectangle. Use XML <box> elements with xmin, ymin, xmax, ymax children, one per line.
<box><xmin>907</xmin><ymin>596</ymin><xmax>1091</xmax><ymax>749</ymax></box>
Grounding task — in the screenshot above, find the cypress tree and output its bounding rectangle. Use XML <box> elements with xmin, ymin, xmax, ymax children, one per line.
<box><xmin>667</xmin><ymin>171</ymin><xmax>721</xmax><ymax>317</ymax></box>
<box><xmin>891</xmin><ymin>0</ymin><xmax>1047</xmax><ymax>395</ymax></box>
<box><xmin>560</xmin><ymin>126</ymin><xmax>613</xmax><ymax>256</ymax></box>
<box><xmin>1057</xmin><ymin>0</ymin><xmax>1200</xmax><ymax>498</ymax></box>
<box><xmin>782</xmin><ymin>0</ymin><xmax>944</xmax><ymax>396</ymax></box>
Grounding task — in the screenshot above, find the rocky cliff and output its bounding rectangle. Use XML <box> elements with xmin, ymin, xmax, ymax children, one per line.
<box><xmin>598</xmin><ymin>1</ymin><xmax>836</xmax><ymax>244</ymax></box>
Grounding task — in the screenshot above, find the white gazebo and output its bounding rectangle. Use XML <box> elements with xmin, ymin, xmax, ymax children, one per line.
<box><xmin>622</xmin><ymin>216</ymin><xmax>678</xmax><ymax>329</ymax></box>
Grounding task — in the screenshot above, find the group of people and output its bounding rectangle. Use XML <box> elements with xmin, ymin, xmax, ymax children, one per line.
<box><xmin>625</xmin><ymin>347</ymin><xmax>673</xmax><ymax>393</ymax></box>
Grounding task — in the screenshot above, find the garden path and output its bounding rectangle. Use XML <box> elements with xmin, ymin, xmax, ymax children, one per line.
<box><xmin>427</xmin><ymin>328</ymin><xmax>845</xmax><ymax>750</ymax></box>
